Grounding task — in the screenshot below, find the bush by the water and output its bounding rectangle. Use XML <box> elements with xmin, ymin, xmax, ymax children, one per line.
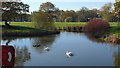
<box><xmin>83</xmin><ymin>19</ymin><xmax>110</xmax><ymax>37</ymax></box>
<box><xmin>31</xmin><ymin>11</ymin><xmax>54</xmax><ymax>29</ymax></box>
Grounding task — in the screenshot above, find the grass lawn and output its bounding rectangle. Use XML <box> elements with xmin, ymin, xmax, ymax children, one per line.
<box><xmin>0</xmin><ymin>22</ymin><xmax>119</xmax><ymax>36</ymax></box>
<box><xmin>109</xmin><ymin>22</ymin><xmax>120</xmax><ymax>37</ymax></box>
<box><xmin>0</xmin><ymin>22</ymin><xmax>118</xmax><ymax>28</ymax></box>
<box><xmin>0</xmin><ymin>22</ymin><xmax>46</xmax><ymax>32</ymax></box>
<box><xmin>54</xmin><ymin>22</ymin><xmax>86</xmax><ymax>28</ymax></box>
<box><xmin>0</xmin><ymin>22</ymin><xmax>35</xmax><ymax>28</ymax></box>
<box><xmin>0</xmin><ymin>22</ymin><xmax>86</xmax><ymax>28</ymax></box>
<box><xmin>0</xmin><ymin>22</ymin><xmax>86</xmax><ymax>32</ymax></box>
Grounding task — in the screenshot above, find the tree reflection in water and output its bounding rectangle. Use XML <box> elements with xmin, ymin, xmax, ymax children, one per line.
<box><xmin>31</xmin><ymin>35</ymin><xmax>58</xmax><ymax>53</ymax></box>
<box><xmin>84</xmin><ymin>32</ymin><xmax>120</xmax><ymax>46</ymax></box>
<box><xmin>87</xmin><ymin>36</ymin><xmax>105</xmax><ymax>43</ymax></box>
<box><xmin>14</xmin><ymin>46</ymin><xmax>31</xmax><ymax>66</ymax></box>
<box><xmin>87</xmin><ymin>36</ymin><xmax>120</xmax><ymax>46</ymax></box>
<box><xmin>84</xmin><ymin>32</ymin><xmax>120</xmax><ymax>67</ymax></box>
<box><xmin>113</xmin><ymin>48</ymin><xmax>120</xmax><ymax>68</ymax></box>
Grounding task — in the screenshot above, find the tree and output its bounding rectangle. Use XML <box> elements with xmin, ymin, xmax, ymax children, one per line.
<box><xmin>77</xmin><ymin>7</ymin><xmax>89</xmax><ymax>22</ymax></box>
<box><xmin>2</xmin><ymin>2</ymin><xmax>29</xmax><ymax>26</ymax></box>
<box><xmin>39</xmin><ymin>2</ymin><xmax>62</xmax><ymax>22</ymax></box>
<box><xmin>32</xmin><ymin>2</ymin><xmax>55</xmax><ymax>30</ymax></box>
<box><xmin>114</xmin><ymin>1</ymin><xmax>120</xmax><ymax>21</ymax></box>
<box><xmin>77</xmin><ymin>7</ymin><xmax>98</xmax><ymax>22</ymax></box>
<box><xmin>31</xmin><ymin>11</ymin><xmax>54</xmax><ymax>29</ymax></box>
<box><xmin>88</xmin><ymin>9</ymin><xmax>98</xmax><ymax>19</ymax></box>
<box><xmin>52</xmin><ymin>8</ymin><xmax>62</xmax><ymax>22</ymax></box>
<box><xmin>60</xmin><ymin>10</ymin><xmax>78</xmax><ymax>22</ymax></box>
<box><xmin>40</xmin><ymin>2</ymin><xmax>55</xmax><ymax>13</ymax></box>
<box><xmin>99</xmin><ymin>3</ymin><xmax>112</xmax><ymax>22</ymax></box>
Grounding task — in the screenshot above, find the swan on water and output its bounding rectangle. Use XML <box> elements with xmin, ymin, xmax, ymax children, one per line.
<box><xmin>44</xmin><ymin>47</ymin><xmax>50</xmax><ymax>51</ymax></box>
<box><xmin>66</xmin><ymin>51</ymin><xmax>74</xmax><ymax>57</ymax></box>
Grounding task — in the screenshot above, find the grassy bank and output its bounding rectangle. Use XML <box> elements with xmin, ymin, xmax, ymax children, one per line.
<box><xmin>0</xmin><ymin>22</ymin><xmax>118</xmax><ymax>28</ymax></box>
<box><xmin>0</xmin><ymin>22</ymin><xmax>86</xmax><ymax>28</ymax></box>
<box><xmin>108</xmin><ymin>22</ymin><xmax>120</xmax><ymax>37</ymax></box>
<box><xmin>54</xmin><ymin>22</ymin><xmax>86</xmax><ymax>28</ymax></box>
<box><xmin>0</xmin><ymin>22</ymin><xmax>34</xmax><ymax>28</ymax></box>
<box><xmin>0</xmin><ymin>22</ymin><xmax>60</xmax><ymax>37</ymax></box>
<box><xmin>0</xmin><ymin>22</ymin><xmax>119</xmax><ymax>37</ymax></box>
<box><xmin>0</xmin><ymin>22</ymin><xmax>86</xmax><ymax>33</ymax></box>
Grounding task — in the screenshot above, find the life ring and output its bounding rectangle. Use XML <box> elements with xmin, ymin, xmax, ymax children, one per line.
<box><xmin>1</xmin><ymin>45</ymin><xmax>15</xmax><ymax>66</ymax></box>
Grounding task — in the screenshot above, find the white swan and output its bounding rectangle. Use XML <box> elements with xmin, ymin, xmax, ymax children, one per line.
<box><xmin>44</xmin><ymin>47</ymin><xmax>50</xmax><ymax>51</ymax></box>
<box><xmin>66</xmin><ymin>51</ymin><xmax>74</xmax><ymax>57</ymax></box>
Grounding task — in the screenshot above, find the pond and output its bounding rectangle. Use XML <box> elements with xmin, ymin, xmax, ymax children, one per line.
<box><xmin>1</xmin><ymin>32</ymin><xmax>119</xmax><ymax>66</ymax></box>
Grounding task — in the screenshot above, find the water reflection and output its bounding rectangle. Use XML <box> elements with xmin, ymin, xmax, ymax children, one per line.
<box><xmin>31</xmin><ymin>35</ymin><xmax>58</xmax><ymax>53</ymax></box>
<box><xmin>87</xmin><ymin>36</ymin><xmax>105</xmax><ymax>43</ymax></box>
<box><xmin>14</xmin><ymin>46</ymin><xmax>31</xmax><ymax>66</ymax></box>
<box><xmin>84</xmin><ymin>32</ymin><xmax>120</xmax><ymax>46</ymax></box>
<box><xmin>32</xmin><ymin>35</ymin><xmax>57</xmax><ymax>45</ymax></box>
<box><xmin>113</xmin><ymin>48</ymin><xmax>120</xmax><ymax>68</ymax></box>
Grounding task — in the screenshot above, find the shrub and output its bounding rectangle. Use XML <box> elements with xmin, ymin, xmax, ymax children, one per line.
<box><xmin>31</xmin><ymin>11</ymin><xmax>54</xmax><ymax>30</ymax></box>
<box><xmin>83</xmin><ymin>18</ymin><xmax>110</xmax><ymax>37</ymax></box>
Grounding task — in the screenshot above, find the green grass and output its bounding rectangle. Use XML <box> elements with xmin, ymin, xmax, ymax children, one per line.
<box><xmin>0</xmin><ymin>22</ymin><xmax>119</xmax><ymax>37</ymax></box>
<box><xmin>0</xmin><ymin>22</ymin><xmax>86</xmax><ymax>32</ymax></box>
<box><xmin>0</xmin><ymin>22</ymin><xmax>86</xmax><ymax>28</ymax></box>
<box><xmin>0</xmin><ymin>22</ymin><xmax>35</xmax><ymax>28</ymax></box>
<box><xmin>109</xmin><ymin>22</ymin><xmax>120</xmax><ymax>37</ymax></box>
<box><xmin>54</xmin><ymin>22</ymin><xmax>86</xmax><ymax>28</ymax></box>
<box><xmin>0</xmin><ymin>22</ymin><xmax>47</xmax><ymax>32</ymax></box>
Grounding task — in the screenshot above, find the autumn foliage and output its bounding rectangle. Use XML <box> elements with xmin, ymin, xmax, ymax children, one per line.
<box><xmin>83</xmin><ymin>19</ymin><xmax>110</xmax><ymax>37</ymax></box>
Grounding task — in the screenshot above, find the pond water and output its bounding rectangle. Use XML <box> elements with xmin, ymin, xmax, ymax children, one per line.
<box><xmin>1</xmin><ymin>32</ymin><xmax>119</xmax><ymax>66</ymax></box>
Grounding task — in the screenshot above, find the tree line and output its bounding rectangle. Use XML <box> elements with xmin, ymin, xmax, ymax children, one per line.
<box><xmin>1</xmin><ymin>1</ymin><xmax>120</xmax><ymax>26</ymax></box>
<box><xmin>36</xmin><ymin>2</ymin><xmax>119</xmax><ymax>22</ymax></box>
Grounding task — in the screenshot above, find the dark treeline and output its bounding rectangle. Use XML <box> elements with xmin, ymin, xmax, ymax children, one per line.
<box><xmin>1</xmin><ymin>2</ymin><xmax>31</xmax><ymax>23</ymax></box>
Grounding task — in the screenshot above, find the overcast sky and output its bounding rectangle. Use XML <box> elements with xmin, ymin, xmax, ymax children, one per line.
<box><xmin>21</xmin><ymin>0</ymin><xmax>115</xmax><ymax>13</ymax></box>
